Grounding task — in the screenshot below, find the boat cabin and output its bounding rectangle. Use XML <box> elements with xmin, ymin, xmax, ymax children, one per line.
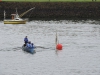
<box><xmin>11</xmin><ymin>14</ymin><xmax>16</xmax><ymax>20</ymax></box>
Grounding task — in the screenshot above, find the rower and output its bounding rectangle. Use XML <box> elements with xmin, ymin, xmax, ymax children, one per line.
<box><xmin>24</xmin><ymin>36</ymin><xmax>28</xmax><ymax>44</ymax></box>
<box><xmin>27</xmin><ymin>41</ymin><xmax>32</xmax><ymax>48</ymax></box>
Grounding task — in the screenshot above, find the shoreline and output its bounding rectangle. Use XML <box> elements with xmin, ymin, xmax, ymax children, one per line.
<box><xmin>0</xmin><ymin>2</ymin><xmax>100</xmax><ymax>20</ymax></box>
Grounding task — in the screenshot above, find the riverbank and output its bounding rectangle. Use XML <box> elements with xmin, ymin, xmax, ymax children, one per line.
<box><xmin>0</xmin><ymin>2</ymin><xmax>100</xmax><ymax>20</ymax></box>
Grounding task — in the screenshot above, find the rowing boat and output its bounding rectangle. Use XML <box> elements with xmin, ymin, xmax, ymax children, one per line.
<box><xmin>22</xmin><ymin>45</ymin><xmax>36</xmax><ymax>54</ymax></box>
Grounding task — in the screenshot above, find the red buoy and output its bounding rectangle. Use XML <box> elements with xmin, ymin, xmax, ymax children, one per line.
<box><xmin>56</xmin><ymin>44</ymin><xmax>62</xmax><ymax>50</ymax></box>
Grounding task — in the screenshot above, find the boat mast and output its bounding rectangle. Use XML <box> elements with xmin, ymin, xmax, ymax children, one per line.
<box><xmin>15</xmin><ymin>8</ymin><xmax>19</xmax><ymax>18</ymax></box>
<box><xmin>4</xmin><ymin>10</ymin><xmax>6</xmax><ymax>20</ymax></box>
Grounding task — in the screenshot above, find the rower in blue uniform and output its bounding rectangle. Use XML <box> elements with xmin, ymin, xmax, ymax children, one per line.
<box><xmin>24</xmin><ymin>36</ymin><xmax>28</xmax><ymax>47</ymax></box>
<box><xmin>27</xmin><ymin>41</ymin><xmax>32</xmax><ymax>48</ymax></box>
<box><xmin>24</xmin><ymin>36</ymin><xmax>28</xmax><ymax>44</ymax></box>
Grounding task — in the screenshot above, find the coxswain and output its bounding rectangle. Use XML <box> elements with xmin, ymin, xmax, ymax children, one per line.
<box><xmin>24</xmin><ymin>36</ymin><xmax>28</xmax><ymax>44</ymax></box>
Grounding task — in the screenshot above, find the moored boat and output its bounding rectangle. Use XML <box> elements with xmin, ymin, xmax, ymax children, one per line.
<box><xmin>4</xmin><ymin>7</ymin><xmax>35</xmax><ymax>24</ymax></box>
<box><xmin>4</xmin><ymin>9</ymin><xmax>26</xmax><ymax>24</ymax></box>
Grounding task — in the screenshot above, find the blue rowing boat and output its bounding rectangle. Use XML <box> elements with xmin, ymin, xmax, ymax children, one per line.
<box><xmin>22</xmin><ymin>45</ymin><xmax>36</xmax><ymax>54</ymax></box>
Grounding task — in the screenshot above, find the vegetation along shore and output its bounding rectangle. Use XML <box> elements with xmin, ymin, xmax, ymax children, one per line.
<box><xmin>0</xmin><ymin>2</ymin><xmax>100</xmax><ymax>20</ymax></box>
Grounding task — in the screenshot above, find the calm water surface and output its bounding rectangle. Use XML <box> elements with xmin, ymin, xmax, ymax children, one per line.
<box><xmin>0</xmin><ymin>20</ymin><xmax>100</xmax><ymax>75</ymax></box>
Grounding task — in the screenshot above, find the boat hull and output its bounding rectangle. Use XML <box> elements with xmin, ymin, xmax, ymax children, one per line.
<box><xmin>22</xmin><ymin>46</ymin><xmax>36</xmax><ymax>54</ymax></box>
<box><xmin>4</xmin><ymin>20</ymin><xmax>26</xmax><ymax>24</ymax></box>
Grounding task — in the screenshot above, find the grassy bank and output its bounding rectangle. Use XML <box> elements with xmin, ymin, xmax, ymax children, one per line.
<box><xmin>1</xmin><ymin>0</ymin><xmax>100</xmax><ymax>2</ymax></box>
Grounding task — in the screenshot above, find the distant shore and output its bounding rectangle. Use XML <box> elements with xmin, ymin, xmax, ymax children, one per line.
<box><xmin>0</xmin><ymin>2</ymin><xmax>100</xmax><ymax>20</ymax></box>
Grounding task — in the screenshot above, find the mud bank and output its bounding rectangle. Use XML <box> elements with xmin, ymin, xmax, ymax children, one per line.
<box><xmin>0</xmin><ymin>2</ymin><xmax>100</xmax><ymax>20</ymax></box>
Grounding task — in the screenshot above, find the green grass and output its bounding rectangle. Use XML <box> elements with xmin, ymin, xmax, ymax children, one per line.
<box><xmin>1</xmin><ymin>0</ymin><xmax>100</xmax><ymax>2</ymax></box>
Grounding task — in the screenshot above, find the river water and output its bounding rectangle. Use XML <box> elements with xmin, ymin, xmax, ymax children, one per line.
<box><xmin>0</xmin><ymin>20</ymin><xmax>100</xmax><ymax>75</ymax></box>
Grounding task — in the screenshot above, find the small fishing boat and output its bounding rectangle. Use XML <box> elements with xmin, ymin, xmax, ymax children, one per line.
<box><xmin>4</xmin><ymin>7</ymin><xmax>35</xmax><ymax>24</ymax></box>
<box><xmin>22</xmin><ymin>45</ymin><xmax>36</xmax><ymax>54</ymax></box>
<box><xmin>4</xmin><ymin>9</ymin><xmax>26</xmax><ymax>24</ymax></box>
